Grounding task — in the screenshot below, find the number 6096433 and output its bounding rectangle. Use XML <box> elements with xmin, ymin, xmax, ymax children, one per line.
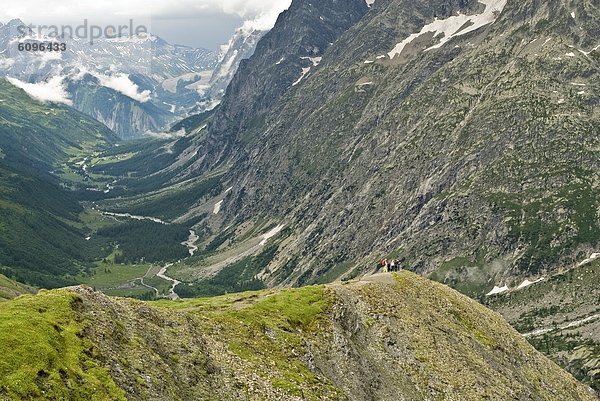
<box><xmin>17</xmin><ymin>42</ymin><xmax>67</xmax><ymax>52</ymax></box>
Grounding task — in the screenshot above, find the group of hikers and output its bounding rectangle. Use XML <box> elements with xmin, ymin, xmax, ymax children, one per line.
<box><xmin>378</xmin><ymin>258</ymin><xmax>403</xmax><ymax>273</ymax></box>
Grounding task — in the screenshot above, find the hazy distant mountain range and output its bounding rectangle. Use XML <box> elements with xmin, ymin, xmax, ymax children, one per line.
<box><xmin>0</xmin><ymin>18</ymin><xmax>265</xmax><ymax>138</ymax></box>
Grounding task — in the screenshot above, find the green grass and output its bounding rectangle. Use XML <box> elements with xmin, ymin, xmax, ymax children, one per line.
<box><xmin>78</xmin><ymin>209</ymin><xmax>119</xmax><ymax>232</ymax></box>
<box><xmin>0</xmin><ymin>290</ymin><xmax>125</xmax><ymax>400</ymax></box>
<box><xmin>0</xmin><ymin>273</ymin><xmax>33</xmax><ymax>300</ymax></box>
<box><xmin>76</xmin><ymin>262</ymin><xmax>151</xmax><ymax>288</ymax></box>
<box><xmin>155</xmin><ymin>285</ymin><xmax>342</xmax><ymax>397</ymax></box>
<box><xmin>428</xmin><ymin>250</ymin><xmax>492</xmax><ymax>298</ymax></box>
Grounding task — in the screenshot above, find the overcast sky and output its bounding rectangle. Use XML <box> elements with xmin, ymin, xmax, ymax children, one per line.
<box><xmin>0</xmin><ymin>0</ymin><xmax>292</xmax><ymax>49</ymax></box>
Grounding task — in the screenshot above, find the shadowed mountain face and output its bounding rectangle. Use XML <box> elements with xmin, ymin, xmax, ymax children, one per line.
<box><xmin>198</xmin><ymin>0</ymin><xmax>370</xmax><ymax>169</ymax></box>
<box><xmin>0</xmin><ymin>272</ymin><xmax>596</xmax><ymax>400</ymax></box>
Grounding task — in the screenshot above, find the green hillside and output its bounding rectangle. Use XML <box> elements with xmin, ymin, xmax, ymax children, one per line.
<box><xmin>0</xmin><ymin>79</ymin><xmax>117</xmax><ymax>173</ymax></box>
<box><xmin>0</xmin><ymin>165</ymin><xmax>102</xmax><ymax>288</ymax></box>
<box><xmin>0</xmin><ymin>79</ymin><xmax>120</xmax><ymax>288</ymax></box>
<box><xmin>0</xmin><ymin>272</ymin><xmax>595</xmax><ymax>400</ymax></box>
<box><xmin>0</xmin><ymin>273</ymin><xmax>34</xmax><ymax>301</ymax></box>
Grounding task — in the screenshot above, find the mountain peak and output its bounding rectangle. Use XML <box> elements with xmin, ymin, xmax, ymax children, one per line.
<box><xmin>203</xmin><ymin>0</ymin><xmax>369</xmax><ymax>166</ymax></box>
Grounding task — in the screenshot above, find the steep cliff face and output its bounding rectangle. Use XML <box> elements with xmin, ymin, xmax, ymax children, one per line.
<box><xmin>485</xmin><ymin>257</ymin><xmax>600</xmax><ymax>392</ymax></box>
<box><xmin>196</xmin><ymin>0</ymin><xmax>370</xmax><ymax>169</ymax></box>
<box><xmin>0</xmin><ymin>272</ymin><xmax>596</xmax><ymax>400</ymax></box>
<box><xmin>67</xmin><ymin>75</ymin><xmax>173</xmax><ymax>140</ymax></box>
<box><xmin>202</xmin><ymin>27</ymin><xmax>268</xmax><ymax>107</ymax></box>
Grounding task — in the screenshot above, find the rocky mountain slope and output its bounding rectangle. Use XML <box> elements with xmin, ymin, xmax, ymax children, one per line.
<box><xmin>157</xmin><ymin>0</ymin><xmax>599</xmax><ymax>292</ymax></box>
<box><xmin>78</xmin><ymin>0</ymin><xmax>600</xmax><ymax>387</ymax></box>
<box><xmin>204</xmin><ymin>0</ymin><xmax>369</xmax><ymax>162</ymax></box>
<box><xmin>485</xmin><ymin>256</ymin><xmax>600</xmax><ymax>391</ymax></box>
<box><xmin>199</xmin><ymin>25</ymin><xmax>267</xmax><ymax>110</ymax></box>
<box><xmin>0</xmin><ymin>271</ymin><xmax>596</xmax><ymax>400</ymax></box>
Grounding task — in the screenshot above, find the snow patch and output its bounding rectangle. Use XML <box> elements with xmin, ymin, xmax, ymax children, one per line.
<box><xmin>486</xmin><ymin>285</ymin><xmax>509</xmax><ymax>296</ymax></box>
<box><xmin>565</xmin><ymin>52</ymin><xmax>576</xmax><ymax>57</ymax></box>
<box><xmin>516</xmin><ymin>277</ymin><xmax>545</xmax><ymax>290</ymax></box>
<box><xmin>524</xmin><ymin>314</ymin><xmax>600</xmax><ymax>338</ymax></box>
<box><xmin>301</xmin><ymin>56</ymin><xmax>322</xmax><ymax>66</ymax></box>
<box><xmin>292</xmin><ymin>67</ymin><xmax>311</xmax><ymax>86</ymax></box>
<box><xmin>213</xmin><ymin>200</ymin><xmax>224</xmax><ymax>215</ymax></box>
<box><xmin>387</xmin><ymin>0</ymin><xmax>507</xmax><ymax>59</ymax></box>
<box><xmin>580</xmin><ymin>44</ymin><xmax>600</xmax><ymax>56</ymax></box>
<box><xmin>260</xmin><ymin>224</ymin><xmax>284</xmax><ymax>246</ymax></box>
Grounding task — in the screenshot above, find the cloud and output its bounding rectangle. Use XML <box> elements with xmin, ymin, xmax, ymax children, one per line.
<box><xmin>7</xmin><ymin>75</ymin><xmax>72</xmax><ymax>105</ymax></box>
<box><xmin>95</xmin><ymin>73</ymin><xmax>152</xmax><ymax>103</ymax></box>
<box><xmin>0</xmin><ymin>58</ymin><xmax>15</xmax><ymax>69</ymax></box>
<box><xmin>0</xmin><ymin>0</ymin><xmax>291</xmax><ymax>23</ymax></box>
<box><xmin>144</xmin><ymin>128</ymin><xmax>186</xmax><ymax>139</ymax></box>
<box><xmin>216</xmin><ymin>0</ymin><xmax>291</xmax><ymax>20</ymax></box>
<box><xmin>239</xmin><ymin>6</ymin><xmax>287</xmax><ymax>32</ymax></box>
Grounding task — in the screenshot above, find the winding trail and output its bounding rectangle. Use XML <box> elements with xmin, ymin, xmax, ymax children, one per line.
<box><xmin>137</xmin><ymin>279</ymin><xmax>159</xmax><ymax>298</ymax></box>
<box><xmin>134</xmin><ymin>266</ymin><xmax>160</xmax><ymax>298</ymax></box>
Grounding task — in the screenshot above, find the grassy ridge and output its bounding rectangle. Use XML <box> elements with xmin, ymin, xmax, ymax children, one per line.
<box><xmin>0</xmin><ymin>290</ymin><xmax>125</xmax><ymax>400</ymax></box>
<box><xmin>0</xmin><ymin>274</ymin><xmax>595</xmax><ymax>400</ymax></box>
